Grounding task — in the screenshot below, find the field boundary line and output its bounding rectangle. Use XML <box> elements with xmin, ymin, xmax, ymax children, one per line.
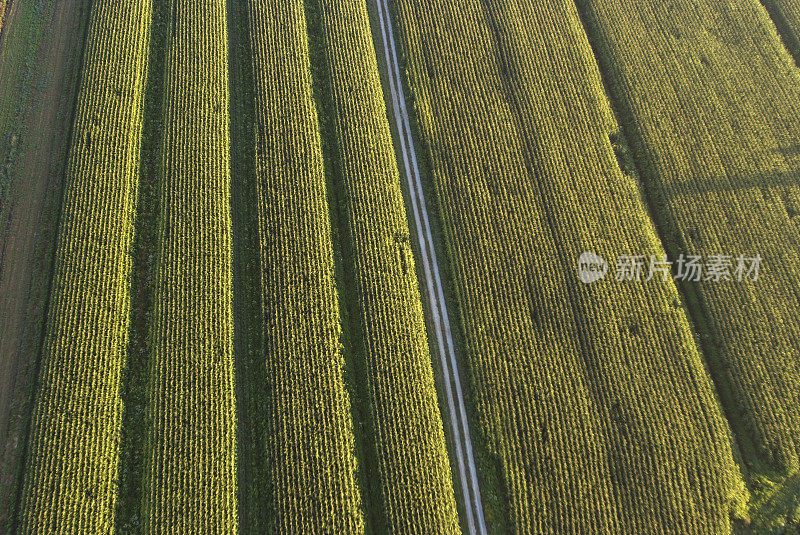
<box><xmin>372</xmin><ymin>1</ymin><xmax>487</xmax><ymax>533</ymax></box>
<box><xmin>757</xmin><ymin>0</ymin><xmax>800</xmax><ymax>67</ymax></box>
<box><xmin>6</xmin><ymin>0</ymin><xmax>93</xmax><ymax>530</ymax></box>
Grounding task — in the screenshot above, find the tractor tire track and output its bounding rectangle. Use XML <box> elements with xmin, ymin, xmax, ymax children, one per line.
<box><xmin>372</xmin><ymin>1</ymin><xmax>487</xmax><ymax>533</ymax></box>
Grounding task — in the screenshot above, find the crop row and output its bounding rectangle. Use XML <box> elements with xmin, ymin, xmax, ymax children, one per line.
<box><xmin>312</xmin><ymin>0</ymin><xmax>460</xmax><ymax>530</ymax></box>
<box><xmin>13</xmin><ymin>0</ymin><xmax>460</xmax><ymax>531</ymax></box>
<box><xmin>242</xmin><ymin>0</ymin><xmax>363</xmax><ymax>532</ymax></box>
<box><xmin>16</xmin><ymin>0</ymin><xmax>152</xmax><ymax>531</ymax></box>
<box><xmin>389</xmin><ymin>0</ymin><xmax>749</xmax><ymax>531</ymax></box>
<box><xmin>139</xmin><ymin>0</ymin><xmax>238</xmax><ymax>531</ymax></box>
<box><xmin>577</xmin><ymin>0</ymin><xmax>800</xmax><ymax>478</ymax></box>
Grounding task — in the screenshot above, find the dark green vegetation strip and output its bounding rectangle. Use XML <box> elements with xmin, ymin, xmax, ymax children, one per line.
<box><xmin>388</xmin><ymin>0</ymin><xmax>750</xmax><ymax>532</ymax></box>
<box><xmin>759</xmin><ymin>0</ymin><xmax>800</xmax><ymax>64</ymax></box>
<box><xmin>224</xmin><ymin>0</ymin><xmax>265</xmax><ymax>531</ymax></box>
<box><xmin>114</xmin><ymin>0</ymin><xmax>169</xmax><ymax>531</ymax></box>
<box><xmin>139</xmin><ymin>0</ymin><xmax>237</xmax><ymax>531</ymax></box>
<box><xmin>573</xmin><ymin>0</ymin><xmax>800</xmax><ymax>529</ymax></box>
<box><xmin>236</xmin><ymin>0</ymin><xmax>365</xmax><ymax>531</ymax></box>
<box><xmin>14</xmin><ymin>0</ymin><xmax>152</xmax><ymax>531</ymax></box>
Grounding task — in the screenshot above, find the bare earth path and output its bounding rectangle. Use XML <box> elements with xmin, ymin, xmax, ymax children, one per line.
<box><xmin>0</xmin><ymin>0</ymin><xmax>88</xmax><ymax>527</ymax></box>
<box><xmin>372</xmin><ymin>1</ymin><xmax>488</xmax><ymax>533</ymax></box>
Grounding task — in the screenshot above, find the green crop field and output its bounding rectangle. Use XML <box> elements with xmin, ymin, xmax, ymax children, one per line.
<box><xmin>139</xmin><ymin>0</ymin><xmax>238</xmax><ymax>531</ymax></box>
<box><xmin>0</xmin><ymin>0</ymin><xmax>799</xmax><ymax>532</ymax></box>
<box><xmin>388</xmin><ymin>0</ymin><xmax>750</xmax><ymax>531</ymax></box>
<box><xmin>580</xmin><ymin>0</ymin><xmax>800</xmax><ymax>480</ymax></box>
<box><xmin>14</xmin><ymin>0</ymin><xmax>151</xmax><ymax>530</ymax></box>
<box><xmin>240</xmin><ymin>0</ymin><xmax>363</xmax><ymax>531</ymax></box>
<box><xmin>577</xmin><ymin>0</ymin><xmax>800</xmax><ymax>470</ymax></box>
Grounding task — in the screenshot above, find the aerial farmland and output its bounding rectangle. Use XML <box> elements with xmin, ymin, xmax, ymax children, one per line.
<box><xmin>0</xmin><ymin>0</ymin><xmax>798</xmax><ymax>533</ymax></box>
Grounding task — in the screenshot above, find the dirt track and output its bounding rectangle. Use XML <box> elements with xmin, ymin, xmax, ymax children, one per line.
<box><xmin>372</xmin><ymin>1</ymin><xmax>488</xmax><ymax>533</ymax></box>
<box><xmin>0</xmin><ymin>0</ymin><xmax>88</xmax><ymax>526</ymax></box>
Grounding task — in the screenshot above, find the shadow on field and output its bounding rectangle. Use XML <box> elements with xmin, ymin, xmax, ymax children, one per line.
<box><xmin>225</xmin><ymin>0</ymin><xmax>271</xmax><ymax>532</ymax></box>
<box><xmin>660</xmin><ymin>169</ymin><xmax>800</xmax><ymax>198</ymax></box>
<box><xmin>115</xmin><ymin>0</ymin><xmax>169</xmax><ymax>531</ymax></box>
<box><xmin>779</xmin><ymin>144</ymin><xmax>800</xmax><ymax>156</ymax></box>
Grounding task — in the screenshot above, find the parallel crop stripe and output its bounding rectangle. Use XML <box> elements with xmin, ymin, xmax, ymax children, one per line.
<box><xmin>316</xmin><ymin>0</ymin><xmax>460</xmax><ymax>530</ymax></box>
<box><xmin>577</xmin><ymin>0</ymin><xmax>800</xmax><ymax>474</ymax></box>
<box><xmin>140</xmin><ymin>0</ymin><xmax>237</xmax><ymax>531</ymax></box>
<box><xmin>245</xmin><ymin>0</ymin><xmax>363</xmax><ymax>531</ymax></box>
<box><xmin>17</xmin><ymin>0</ymin><xmax>151</xmax><ymax>531</ymax></box>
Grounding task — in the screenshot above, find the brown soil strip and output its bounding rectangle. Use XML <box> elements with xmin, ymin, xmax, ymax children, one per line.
<box><xmin>0</xmin><ymin>0</ymin><xmax>89</xmax><ymax>528</ymax></box>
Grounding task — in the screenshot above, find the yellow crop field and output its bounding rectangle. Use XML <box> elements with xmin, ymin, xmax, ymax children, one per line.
<box><xmin>577</xmin><ymin>0</ymin><xmax>800</xmax><ymax>481</ymax></box>
<box><xmin>388</xmin><ymin>0</ymin><xmax>753</xmax><ymax>531</ymax></box>
<box><xmin>15</xmin><ymin>0</ymin><xmax>151</xmax><ymax>531</ymax></box>
<box><xmin>242</xmin><ymin>0</ymin><xmax>363</xmax><ymax>531</ymax></box>
<box><xmin>2</xmin><ymin>0</ymin><xmax>799</xmax><ymax>532</ymax></box>
<box><xmin>139</xmin><ymin>0</ymin><xmax>238</xmax><ymax>531</ymax></box>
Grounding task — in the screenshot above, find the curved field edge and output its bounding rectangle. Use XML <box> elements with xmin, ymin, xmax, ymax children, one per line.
<box><xmin>573</xmin><ymin>0</ymin><xmax>800</xmax><ymax>527</ymax></box>
<box><xmin>758</xmin><ymin>0</ymin><xmax>800</xmax><ymax>64</ymax></box>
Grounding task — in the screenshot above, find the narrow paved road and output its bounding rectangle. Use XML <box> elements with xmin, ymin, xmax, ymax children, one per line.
<box><xmin>373</xmin><ymin>2</ymin><xmax>487</xmax><ymax>533</ymax></box>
